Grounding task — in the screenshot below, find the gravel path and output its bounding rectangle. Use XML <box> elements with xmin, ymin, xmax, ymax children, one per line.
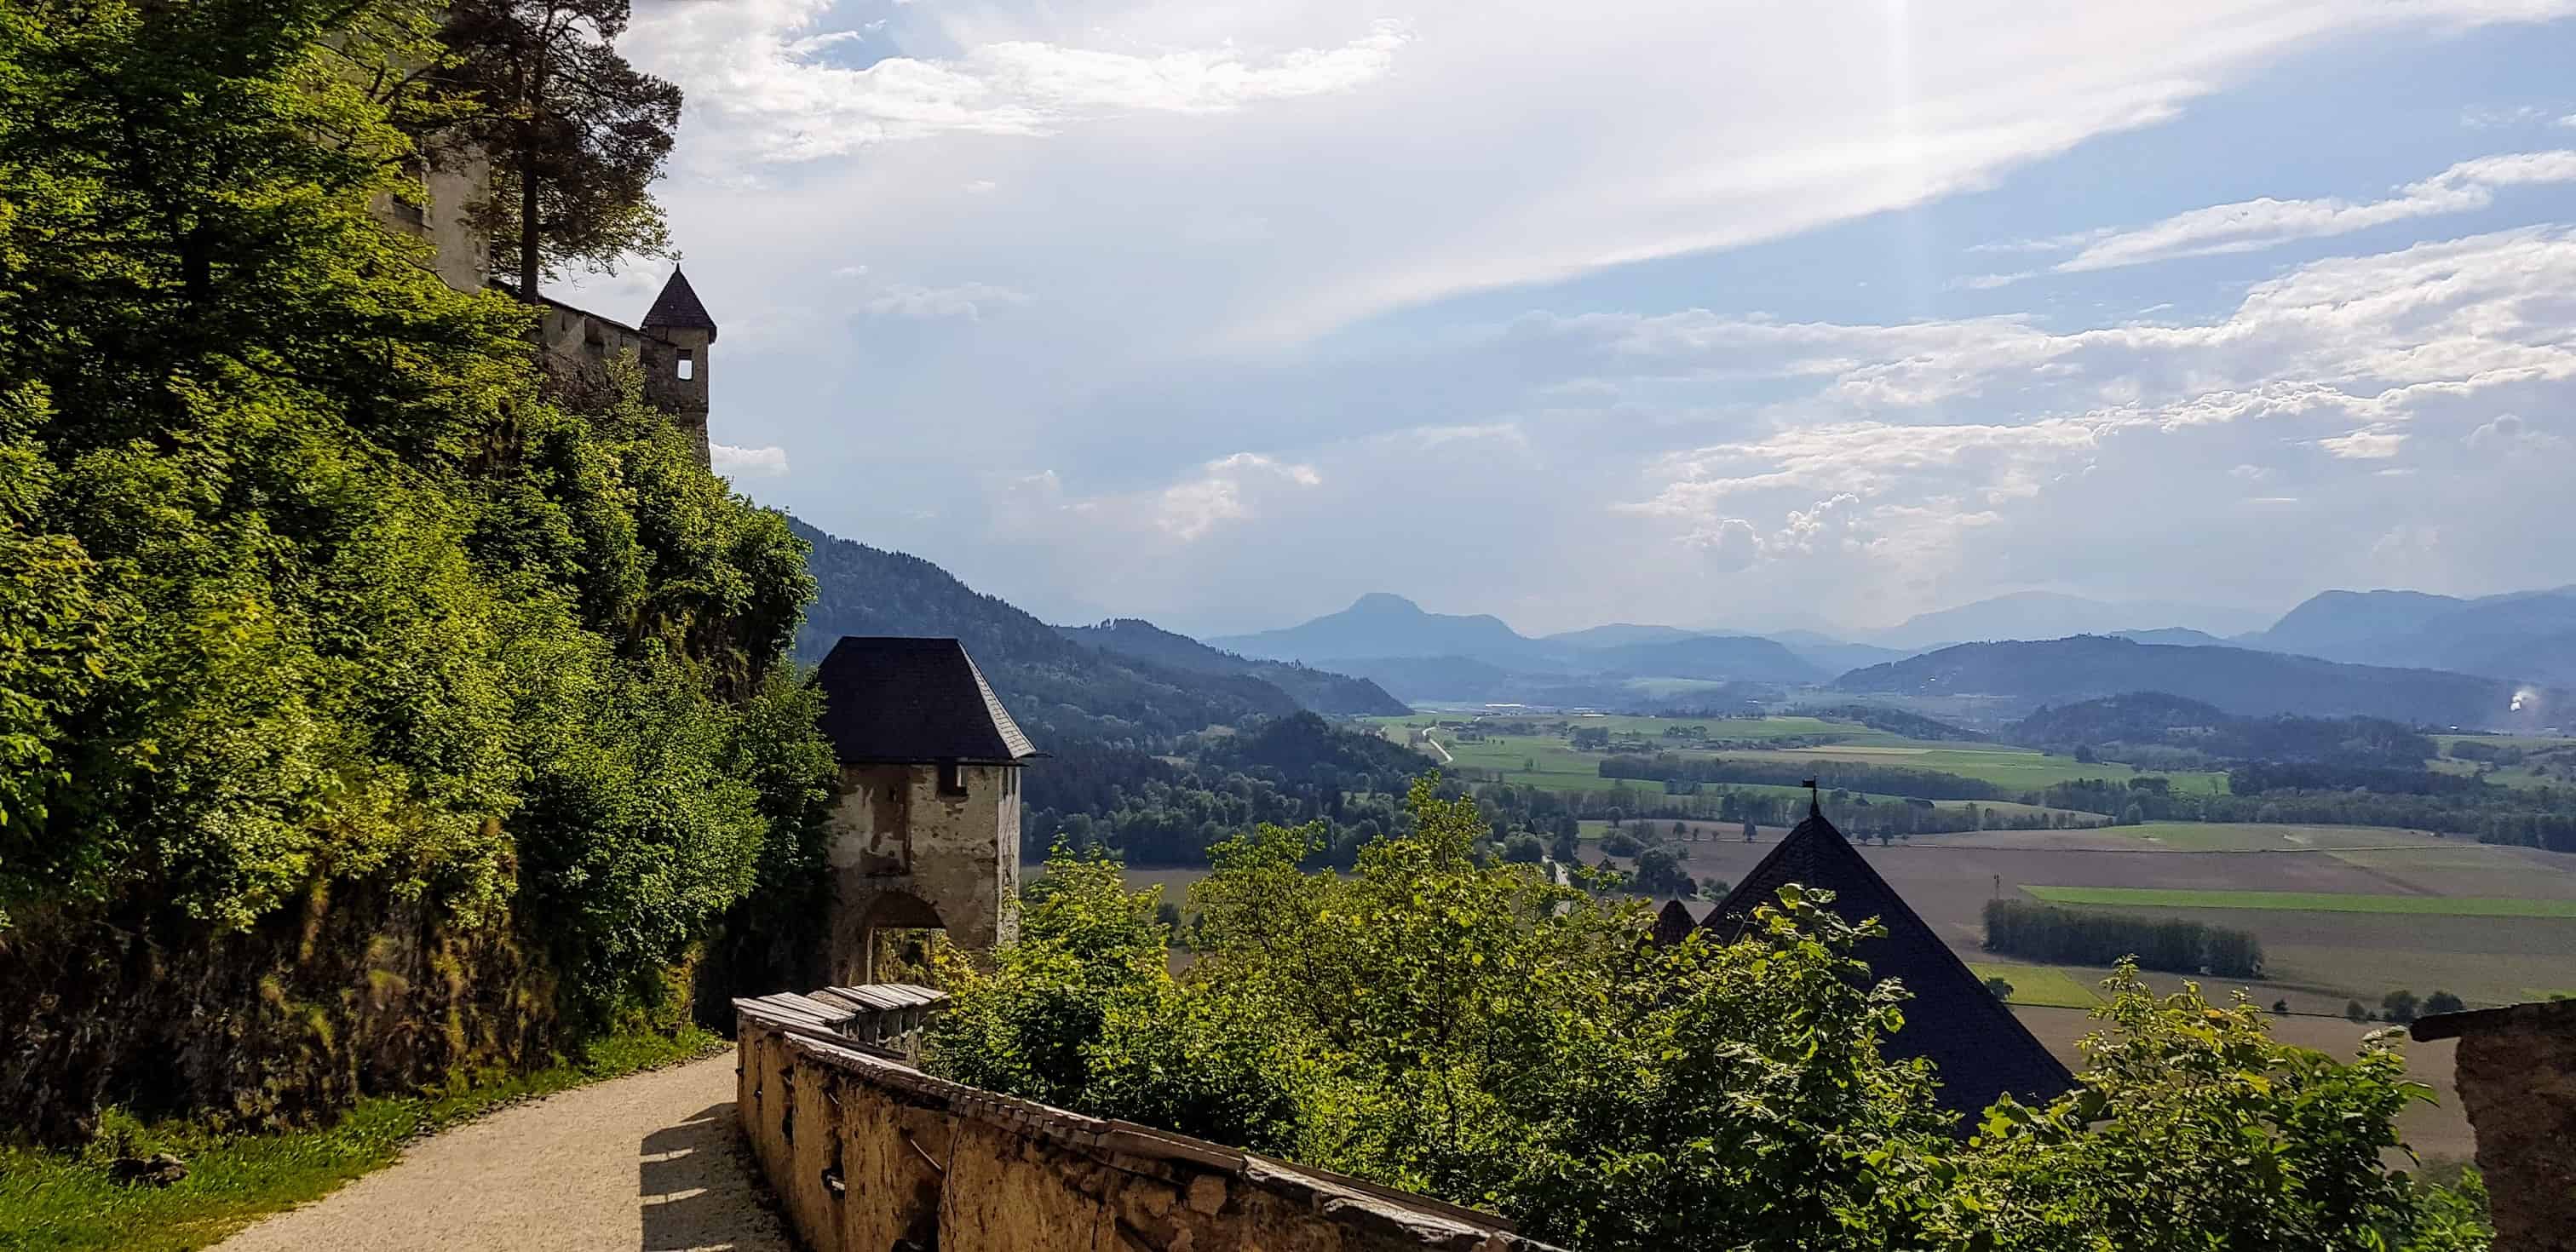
<box><xmin>211</xmin><ymin>1054</ymin><xmax>793</xmax><ymax>1252</ymax></box>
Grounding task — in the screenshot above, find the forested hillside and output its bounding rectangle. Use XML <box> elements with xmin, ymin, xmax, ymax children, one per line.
<box><xmin>2010</xmin><ymin>693</ymin><xmax>2435</xmax><ymax>767</ymax></box>
<box><xmin>1058</xmin><ymin>617</ymin><xmax>1407</xmax><ymax>715</ymax></box>
<box><xmin>0</xmin><ymin>2</ymin><xmax>837</xmax><ymax>1139</ymax></box>
<box><xmin>791</xmin><ymin>520</ymin><xmax>1439</xmax><ymax>864</ymax></box>
<box><xmin>1837</xmin><ymin>635</ymin><xmax>2559</xmax><ymax>729</ymax></box>
<box><xmin>791</xmin><ymin>519</ymin><xmax>1306</xmax><ymax>744</ymax></box>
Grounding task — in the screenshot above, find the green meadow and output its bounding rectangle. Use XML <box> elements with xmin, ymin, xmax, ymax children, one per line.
<box><xmin>2021</xmin><ymin>886</ymin><xmax>2576</xmax><ymax>917</ymax></box>
<box><xmin>1964</xmin><ymin>963</ymin><xmax>2103</xmax><ymax>1009</ymax></box>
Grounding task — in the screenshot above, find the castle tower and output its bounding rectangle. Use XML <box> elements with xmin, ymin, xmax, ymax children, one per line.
<box><xmin>813</xmin><ymin>637</ymin><xmax>1043</xmax><ymax>984</ymax></box>
<box><xmin>640</xmin><ymin>267</ymin><xmax>716</xmax><ymax>468</ymax></box>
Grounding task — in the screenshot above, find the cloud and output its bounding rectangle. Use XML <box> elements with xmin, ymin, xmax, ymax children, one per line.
<box><xmin>2318</xmin><ymin>428</ymin><xmax>2408</xmax><ymax>458</ymax></box>
<box><xmin>627</xmin><ymin>0</ymin><xmax>2576</xmax><ymax>352</ymax></box>
<box><xmin>2466</xmin><ymin>411</ymin><xmax>2567</xmax><ymax>450</ymax></box>
<box><xmin>863</xmin><ymin>281</ymin><xmax>1032</xmax><ymax>320</ymax></box>
<box><xmin>1155</xmin><ymin>452</ymin><xmax>1322</xmax><ymax>539</ymax></box>
<box><xmin>618</xmin><ymin>2</ymin><xmax>2576</xmax><ymax>632</ymax></box>
<box><xmin>711</xmin><ymin>443</ymin><xmax>791</xmax><ymax>476</ymax></box>
<box><xmin>631</xmin><ymin>3</ymin><xmax>1409</xmax><ymax>161</ymax></box>
<box><xmin>1576</xmin><ymin>227</ymin><xmax>2576</xmax><ymax>600</ymax></box>
<box><xmin>2050</xmin><ymin>150</ymin><xmax>2576</xmax><ymax>272</ymax></box>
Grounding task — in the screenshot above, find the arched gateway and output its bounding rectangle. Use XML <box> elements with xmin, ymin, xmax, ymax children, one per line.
<box><xmin>814</xmin><ymin>637</ymin><xmax>1043</xmax><ymax>983</ymax></box>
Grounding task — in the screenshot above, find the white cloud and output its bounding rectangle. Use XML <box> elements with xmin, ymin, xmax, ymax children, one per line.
<box><xmin>1581</xmin><ymin>228</ymin><xmax>2576</xmax><ymax>600</ymax></box>
<box><xmin>627</xmin><ymin>0</ymin><xmax>2576</xmax><ymax>352</ymax></box>
<box><xmin>2462</xmin><ymin>104</ymin><xmax>2552</xmax><ymax>128</ymax></box>
<box><xmin>2051</xmin><ymin>150</ymin><xmax>2576</xmax><ymax>272</ymax></box>
<box><xmin>2318</xmin><ymin>428</ymin><xmax>2408</xmax><ymax>458</ymax></box>
<box><xmin>1156</xmin><ymin>452</ymin><xmax>1322</xmax><ymax>540</ymax></box>
<box><xmin>863</xmin><ymin>280</ymin><xmax>1032</xmax><ymax>320</ymax></box>
<box><xmin>2466</xmin><ymin>411</ymin><xmax>2567</xmax><ymax>450</ymax></box>
<box><xmin>631</xmin><ymin>3</ymin><xmax>1409</xmax><ymax>161</ymax></box>
<box><xmin>711</xmin><ymin>443</ymin><xmax>791</xmax><ymax>476</ymax></box>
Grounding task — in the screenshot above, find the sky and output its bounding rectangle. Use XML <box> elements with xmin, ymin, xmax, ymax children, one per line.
<box><xmin>565</xmin><ymin>0</ymin><xmax>2576</xmax><ymax>638</ymax></box>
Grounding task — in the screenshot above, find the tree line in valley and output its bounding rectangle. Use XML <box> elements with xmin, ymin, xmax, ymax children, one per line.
<box><xmin>1982</xmin><ymin>900</ymin><xmax>2263</xmax><ymax>979</ymax></box>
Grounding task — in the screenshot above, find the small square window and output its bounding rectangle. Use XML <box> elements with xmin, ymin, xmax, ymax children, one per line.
<box><xmin>936</xmin><ymin>762</ymin><xmax>967</xmax><ymax>797</ymax></box>
<box><xmin>676</xmin><ymin>349</ymin><xmax>694</xmax><ymax>381</ymax></box>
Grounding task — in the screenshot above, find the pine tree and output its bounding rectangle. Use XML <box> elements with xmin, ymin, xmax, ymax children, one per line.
<box><xmin>434</xmin><ymin>0</ymin><xmax>682</xmax><ymax>300</ymax></box>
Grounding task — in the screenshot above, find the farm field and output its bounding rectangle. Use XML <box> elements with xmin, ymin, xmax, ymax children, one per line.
<box><xmin>1964</xmin><ymin>962</ymin><xmax>2101</xmax><ymax>1008</ymax></box>
<box><xmin>2021</xmin><ymin>886</ymin><xmax>2576</xmax><ymax>917</ymax></box>
<box><xmin>1722</xmin><ymin>745</ymin><xmax>2228</xmax><ymax>794</ymax></box>
<box><xmin>1372</xmin><ymin>711</ymin><xmax>2206</xmax><ymax>807</ymax></box>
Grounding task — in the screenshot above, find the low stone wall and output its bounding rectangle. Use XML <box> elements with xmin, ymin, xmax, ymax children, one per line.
<box><xmin>734</xmin><ymin>989</ymin><xmax>1558</xmax><ymax>1252</ymax></box>
<box><xmin>2415</xmin><ymin>999</ymin><xmax>2576</xmax><ymax>1252</ymax></box>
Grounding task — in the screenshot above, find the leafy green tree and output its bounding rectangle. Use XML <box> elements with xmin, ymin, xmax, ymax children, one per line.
<box><xmin>1600</xmin><ymin>830</ymin><xmax>1642</xmax><ymax>857</ymax></box>
<box><xmin>1957</xmin><ymin>967</ymin><xmax>2447</xmax><ymax>1250</ymax></box>
<box><xmin>934</xmin><ymin>784</ymin><xmax>2493</xmax><ymax>1252</ymax></box>
<box><xmin>1501</xmin><ymin>833</ymin><xmax>1544</xmax><ymax>864</ymax></box>
<box><xmin>0</xmin><ymin>0</ymin><xmax>825</xmax><ymax>1126</ymax></box>
<box><xmin>1985</xmin><ymin>976</ymin><xmax>2015</xmax><ymax>1001</ymax></box>
<box><xmin>2422</xmin><ymin>990</ymin><xmax>2465</xmax><ymax>1017</ymax></box>
<box><xmin>1628</xmin><ymin>846</ymin><xmax>1693</xmax><ymax>898</ymax></box>
<box><xmin>2347</xmin><ymin>1000</ymin><xmax>2372</xmax><ymax>1023</ymax></box>
<box><xmin>2382</xmin><ymin>989</ymin><xmax>2420</xmax><ymax>1025</ymax></box>
<box><xmin>434</xmin><ymin>0</ymin><xmax>682</xmax><ymax>300</ymax></box>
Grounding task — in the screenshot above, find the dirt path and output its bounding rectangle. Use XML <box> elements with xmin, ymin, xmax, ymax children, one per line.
<box><xmin>211</xmin><ymin>1054</ymin><xmax>791</xmax><ymax>1252</ymax></box>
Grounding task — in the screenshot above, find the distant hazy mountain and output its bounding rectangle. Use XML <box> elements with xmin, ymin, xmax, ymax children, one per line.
<box><xmin>1768</xmin><ymin>630</ymin><xmax>1915</xmax><ymax>676</ymax></box>
<box><xmin>1058</xmin><ymin>618</ymin><xmax>1409</xmax><ymax>715</ymax></box>
<box><xmin>2249</xmin><ymin>587</ymin><xmax>2576</xmax><ymax>686</ymax></box>
<box><xmin>1541</xmin><ymin>623</ymin><xmax>1708</xmax><ymax>650</ymax></box>
<box><xmin>793</xmin><ymin>519</ymin><xmax>1306</xmax><ymax>744</ymax></box>
<box><xmin>1580</xmin><ymin>634</ymin><xmax>1826</xmax><ymax>684</ymax></box>
<box><xmin>1323</xmin><ymin>654</ymin><xmax>1526</xmax><ymax>703</ymax></box>
<box><xmin>1209</xmin><ymin>593</ymin><xmax>1562</xmax><ymax>670</ymax></box>
<box><xmin>2108</xmin><ymin>627</ymin><xmax>2230</xmax><ymax>647</ymax></box>
<box><xmin>1834</xmin><ymin>635</ymin><xmax>2562</xmax><ymax>730</ymax></box>
<box><xmin>1869</xmin><ymin>591</ymin><xmax>2273</xmax><ymax>650</ymax></box>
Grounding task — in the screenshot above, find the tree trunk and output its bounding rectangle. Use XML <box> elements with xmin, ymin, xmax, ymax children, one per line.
<box><xmin>518</xmin><ymin>138</ymin><xmax>538</xmax><ymax>301</ymax></box>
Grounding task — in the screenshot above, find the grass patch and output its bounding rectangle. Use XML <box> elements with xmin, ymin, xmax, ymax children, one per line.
<box><xmin>2021</xmin><ymin>886</ymin><xmax>2576</xmax><ymax>917</ymax></box>
<box><xmin>1965</xmin><ymin>963</ymin><xmax>2103</xmax><ymax>1009</ymax></box>
<box><xmin>0</xmin><ymin>1026</ymin><xmax>722</xmax><ymax>1252</ymax></box>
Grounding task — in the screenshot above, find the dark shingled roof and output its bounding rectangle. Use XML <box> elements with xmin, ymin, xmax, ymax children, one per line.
<box><xmin>1651</xmin><ymin>899</ymin><xmax>1699</xmax><ymax>946</ymax></box>
<box><xmin>641</xmin><ymin>267</ymin><xmax>718</xmax><ymax>341</ymax></box>
<box><xmin>816</xmin><ymin>637</ymin><xmax>1040</xmax><ymax>765</ymax></box>
<box><xmin>1688</xmin><ymin>803</ymin><xmax>2074</xmax><ymax>1118</ymax></box>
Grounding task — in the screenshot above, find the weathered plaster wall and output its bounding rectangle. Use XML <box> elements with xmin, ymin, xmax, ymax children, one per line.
<box><xmin>418</xmin><ymin>150</ymin><xmax>489</xmax><ymax>293</ymax></box>
<box><xmin>734</xmin><ymin>993</ymin><xmax>1555</xmax><ymax>1252</ymax></box>
<box><xmin>824</xmin><ymin>762</ymin><xmax>1021</xmax><ymax>983</ymax></box>
<box><xmin>2418</xmin><ymin>1000</ymin><xmax>2576</xmax><ymax>1252</ymax></box>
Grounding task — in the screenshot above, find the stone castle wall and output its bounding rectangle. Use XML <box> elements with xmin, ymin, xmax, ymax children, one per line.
<box><xmin>734</xmin><ymin>991</ymin><xmax>1556</xmax><ymax>1252</ymax></box>
<box><xmin>824</xmin><ymin>762</ymin><xmax>1021</xmax><ymax>984</ymax></box>
<box><xmin>2416</xmin><ymin>1000</ymin><xmax>2576</xmax><ymax>1251</ymax></box>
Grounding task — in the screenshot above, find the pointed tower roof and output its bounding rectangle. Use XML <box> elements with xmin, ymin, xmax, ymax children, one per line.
<box><xmin>641</xmin><ymin>267</ymin><xmax>718</xmax><ymax>342</ymax></box>
<box><xmin>1693</xmin><ymin>802</ymin><xmax>2073</xmax><ymax>1117</ymax></box>
<box><xmin>1650</xmin><ymin>899</ymin><xmax>1699</xmax><ymax>946</ymax></box>
<box><xmin>816</xmin><ymin>637</ymin><xmax>1041</xmax><ymax>765</ymax></box>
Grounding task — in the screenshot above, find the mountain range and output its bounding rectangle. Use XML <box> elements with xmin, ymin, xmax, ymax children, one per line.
<box><xmin>1835</xmin><ymin>635</ymin><xmax>2560</xmax><ymax>730</ymax></box>
<box><xmin>1200</xmin><ymin>584</ymin><xmax>2573</xmax><ymax>723</ymax></box>
<box><xmin>2246</xmin><ymin>587</ymin><xmax>2576</xmax><ymax>686</ymax></box>
<box><xmin>1208</xmin><ymin>594</ymin><xmax>1827</xmax><ymax>686</ymax></box>
<box><xmin>790</xmin><ymin>519</ymin><xmax>1402</xmax><ymax>745</ymax></box>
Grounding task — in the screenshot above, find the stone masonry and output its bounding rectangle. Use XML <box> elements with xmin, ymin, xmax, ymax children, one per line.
<box><xmin>2414</xmin><ymin>998</ymin><xmax>2576</xmax><ymax>1252</ymax></box>
<box><xmin>734</xmin><ymin>991</ymin><xmax>1559</xmax><ymax>1252</ymax></box>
